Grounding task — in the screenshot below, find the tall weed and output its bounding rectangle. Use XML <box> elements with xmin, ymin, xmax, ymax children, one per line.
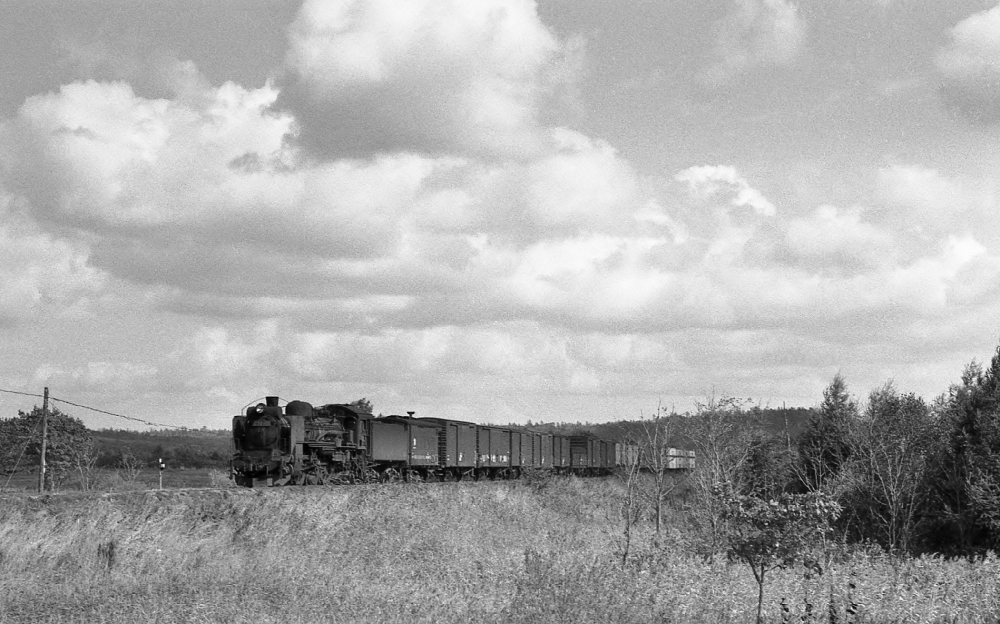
<box><xmin>0</xmin><ymin>481</ymin><xmax>997</xmax><ymax>623</ymax></box>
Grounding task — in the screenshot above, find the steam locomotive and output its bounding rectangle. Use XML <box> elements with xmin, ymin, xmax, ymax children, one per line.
<box><xmin>230</xmin><ymin>396</ymin><xmax>694</xmax><ymax>487</ymax></box>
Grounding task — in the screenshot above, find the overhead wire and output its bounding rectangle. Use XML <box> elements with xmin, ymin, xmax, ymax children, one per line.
<box><xmin>49</xmin><ymin>396</ymin><xmax>184</xmax><ymax>429</ymax></box>
<box><xmin>0</xmin><ymin>387</ymin><xmax>185</xmax><ymax>430</ymax></box>
<box><xmin>0</xmin><ymin>389</ymin><xmax>44</xmax><ymax>400</ymax></box>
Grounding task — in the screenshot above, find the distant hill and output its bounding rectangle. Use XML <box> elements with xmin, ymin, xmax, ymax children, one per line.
<box><xmin>509</xmin><ymin>407</ymin><xmax>816</xmax><ymax>447</ymax></box>
<box><xmin>92</xmin><ymin>428</ymin><xmax>230</xmax><ymax>469</ymax></box>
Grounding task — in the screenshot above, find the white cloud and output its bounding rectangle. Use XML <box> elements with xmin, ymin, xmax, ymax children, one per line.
<box><xmin>279</xmin><ymin>0</ymin><xmax>562</xmax><ymax>158</ymax></box>
<box><xmin>676</xmin><ymin>165</ymin><xmax>777</xmax><ymax>217</ymax></box>
<box><xmin>4</xmin><ymin>78</ymin><xmax>293</xmax><ymax>228</ymax></box>
<box><xmin>785</xmin><ymin>204</ymin><xmax>897</xmax><ymax>270</ymax></box>
<box><xmin>6</xmin><ymin>73</ymin><xmax>996</xmax><ymax>360</ymax></box>
<box><xmin>702</xmin><ymin>0</ymin><xmax>807</xmax><ymax>88</ymax></box>
<box><xmin>936</xmin><ymin>4</ymin><xmax>1000</xmax><ymax>122</ymax></box>
<box><xmin>5</xmin><ymin>1</ymin><xmax>1000</xmax><ymax>426</ymax></box>
<box><xmin>0</xmin><ymin>217</ymin><xmax>104</xmax><ymax>323</ymax></box>
<box><xmin>877</xmin><ymin>164</ymin><xmax>998</xmax><ymax>236</ymax></box>
<box><xmin>0</xmin><ymin>76</ymin><xmax>453</xmax><ymax>299</ymax></box>
<box><xmin>31</xmin><ymin>361</ymin><xmax>158</xmax><ymax>393</ymax></box>
<box><xmin>528</xmin><ymin>130</ymin><xmax>636</xmax><ymax>225</ymax></box>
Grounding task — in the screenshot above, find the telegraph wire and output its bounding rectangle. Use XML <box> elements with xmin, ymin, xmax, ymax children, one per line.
<box><xmin>0</xmin><ymin>387</ymin><xmax>184</xmax><ymax>430</ymax></box>
<box><xmin>0</xmin><ymin>389</ymin><xmax>45</xmax><ymax>400</ymax></box>
<box><xmin>49</xmin><ymin>396</ymin><xmax>184</xmax><ymax>430</ymax></box>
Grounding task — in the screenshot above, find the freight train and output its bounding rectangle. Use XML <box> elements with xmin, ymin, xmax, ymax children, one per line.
<box><xmin>230</xmin><ymin>396</ymin><xmax>695</xmax><ymax>487</ymax></box>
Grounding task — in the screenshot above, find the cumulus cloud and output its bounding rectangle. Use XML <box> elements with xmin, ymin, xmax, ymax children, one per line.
<box><xmin>936</xmin><ymin>4</ymin><xmax>1000</xmax><ymax>123</ymax></box>
<box><xmin>31</xmin><ymin>361</ymin><xmax>158</xmax><ymax>393</ymax></box>
<box><xmin>277</xmin><ymin>0</ymin><xmax>562</xmax><ymax>159</ymax></box>
<box><xmin>785</xmin><ymin>205</ymin><xmax>898</xmax><ymax>272</ymax></box>
<box><xmin>702</xmin><ymin>0</ymin><xmax>806</xmax><ymax>88</ymax></box>
<box><xmin>0</xmin><ymin>216</ymin><xmax>104</xmax><ymax>324</ymax></box>
<box><xmin>878</xmin><ymin>164</ymin><xmax>999</xmax><ymax>237</ymax></box>
<box><xmin>676</xmin><ymin>165</ymin><xmax>777</xmax><ymax>216</ymax></box>
<box><xmin>3</xmin><ymin>78</ymin><xmax>293</xmax><ymax>229</ymax></box>
<box><xmin>5</xmin><ymin>0</ymin><xmax>1000</xmax><ymax>423</ymax></box>
<box><xmin>165</xmin><ymin>318</ymin><xmax>687</xmax><ymax>422</ymax></box>
<box><xmin>4</xmin><ymin>68</ymin><xmax>991</xmax><ymax>352</ymax></box>
<box><xmin>0</xmin><ymin>76</ymin><xmax>455</xmax><ymax>301</ymax></box>
<box><xmin>2</xmin><ymin>63</ymin><xmax>659</xmax><ymax>316</ymax></box>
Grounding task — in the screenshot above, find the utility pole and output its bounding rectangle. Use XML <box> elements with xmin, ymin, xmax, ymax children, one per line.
<box><xmin>38</xmin><ymin>386</ymin><xmax>49</xmax><ymax>493</ymax></box>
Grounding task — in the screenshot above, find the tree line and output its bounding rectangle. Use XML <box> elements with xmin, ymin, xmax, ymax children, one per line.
<box><xmin>615</xmin><ymin>341</ymin><xmax>1000</xmax><ymax>566</ymax></box>
<box><xmin>0</xmin><ymin>406</ymin><xmax>231</xmax><ymax>490</ymax></box>
<box><xmin>607</xmin><ymin>347</ymin><xmax>1000</xmax><ymax>623</ymax></box>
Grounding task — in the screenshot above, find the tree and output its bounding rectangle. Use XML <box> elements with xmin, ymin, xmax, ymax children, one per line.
<box><xmin>67</xmin><ymin>437</ymin><xmax>102</xmax><ymax>491</ymax></box>
<box><xmin>739</xmin><ymin>430</ymin><xmax>793</xmax><ymax>499</ymax></box>
<box><xmin>797</xmin><ymin>374</ymin><xmax>857</xmax><ymax>493</ymax></box>
<box><xmin>718</xmin><ymin>485</ymin><xmax>841</xmax><ymax>624</ymax></box>
<box><xmin>922</xmin><ymin>362</ymin><xmax>983</xmax><ymax>550</ymax></box>
<box><xmin>682</xmin><ymin>395</ymin><xmax>761</xmax><ymax>490</ymax></box>
<box><xmin>614</xmin><ymin>435</ymin><xmax>644</xmax><ymax>566</ymax></box>
<box><xmin>117</xmin><ymin>447</ymin><xmax>144</xmax><ymax>484</ymax></box>
<box><xmin>849</xmin><ymin>383</ymin><xmax>933</xmax><ymax>553</ymax></box>
<box><xmin>0</xmin><ymin>405</ymin><xmax>92</xmax><ymax>490</ymax></box>
<box><xmin>930</xmin><ymin>345</ymin><xmax>1000</xmax><ymax>549</ymax></box>
<box><xmin>679</xmin><ymin>396</ymin><xmax>762</xmax><ymax>554</ymax></box>
<box><xmin>635</xmin><ymin>404</ymin><xmax>686</xmax><ymax>534</ymax></box>
<box><xmin>349</xmin><ymin>398</ymin><xmax>373</xmax><ymax>413</ymax></box>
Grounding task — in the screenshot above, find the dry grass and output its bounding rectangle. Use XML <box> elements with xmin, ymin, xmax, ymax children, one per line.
<box><xmin>0</xmin><ymin>478</ymin><xmax>996</xmax><ymax>623</ymax></box>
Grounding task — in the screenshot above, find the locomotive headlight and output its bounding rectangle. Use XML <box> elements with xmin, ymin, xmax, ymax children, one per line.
<box><xmin>255</xmin><ymin>404</ymin><xmax>265</xmax><ymax>414</ymax></box>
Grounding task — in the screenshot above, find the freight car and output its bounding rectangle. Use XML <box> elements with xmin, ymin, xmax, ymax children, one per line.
<box><xmin>230</xmin><ymin>396</ymin><xmax>692</xmax><ymax>487</ymax></box>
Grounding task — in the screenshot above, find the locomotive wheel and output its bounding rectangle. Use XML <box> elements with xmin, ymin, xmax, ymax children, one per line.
<box><xmin>381</xmin><ymin>467</ymin><xmax>401</xmax><ymax>483</ymax></box>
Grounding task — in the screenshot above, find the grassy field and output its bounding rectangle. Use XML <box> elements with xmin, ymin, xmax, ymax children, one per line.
<box><xmin>0</xmin><ymin>477</ymin><xmax>997</xmax><ymax>624</ymax></box>
<box><xmin>0</xmin><ymin>467</ymin><xmax>225</xmax><ymax>492</ymax></box>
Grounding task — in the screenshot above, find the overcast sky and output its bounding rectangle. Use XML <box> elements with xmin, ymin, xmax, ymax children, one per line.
<box><xmin>1</xmin><ymin>0</ymin><xmax>999</xmax><ymax>429</ymax></box>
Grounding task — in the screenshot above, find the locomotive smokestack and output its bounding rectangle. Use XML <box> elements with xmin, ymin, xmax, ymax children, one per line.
<box><xmin>407</xmin><ymin>411</ymin><xmax>415</xmax><ymax>417</ymax></box>
<box><xmin>266</xmin><ymin>396</ymin><xmax>279</xmax><ymax>407</ymax></box>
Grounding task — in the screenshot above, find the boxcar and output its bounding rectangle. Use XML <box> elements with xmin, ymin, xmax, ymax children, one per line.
<box><xmin>372</xmin><ymin>416</ymin><xmax>441</xmax><ymax>479</ymax></box>
<box><xmin>538</xmin><ymin>432</ymin><xmax>552</xmax><ymax>468</ymax></box>
<box><xmin>552</xmin><ymin>435</ymin><xmax>570</xmax><ymax>470</ymax></box>
<box><xmin>477</xmin><ymin>426</ymin><xmax>511</xmax><ymax>478</ymax></box>
<box><xmin>369</xmin><ymin>419</ymin><xmax>409</xmax><ymax>465</ymax></box>
<box><xmin>414</xmin><ymin>417</ymin><xmax>477</xmax><ymax>479</ymax></box>
<box><xmin>568</xmin><ymin>436</ymin><xmax>592</xmax><ymax>472</ymax></box>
